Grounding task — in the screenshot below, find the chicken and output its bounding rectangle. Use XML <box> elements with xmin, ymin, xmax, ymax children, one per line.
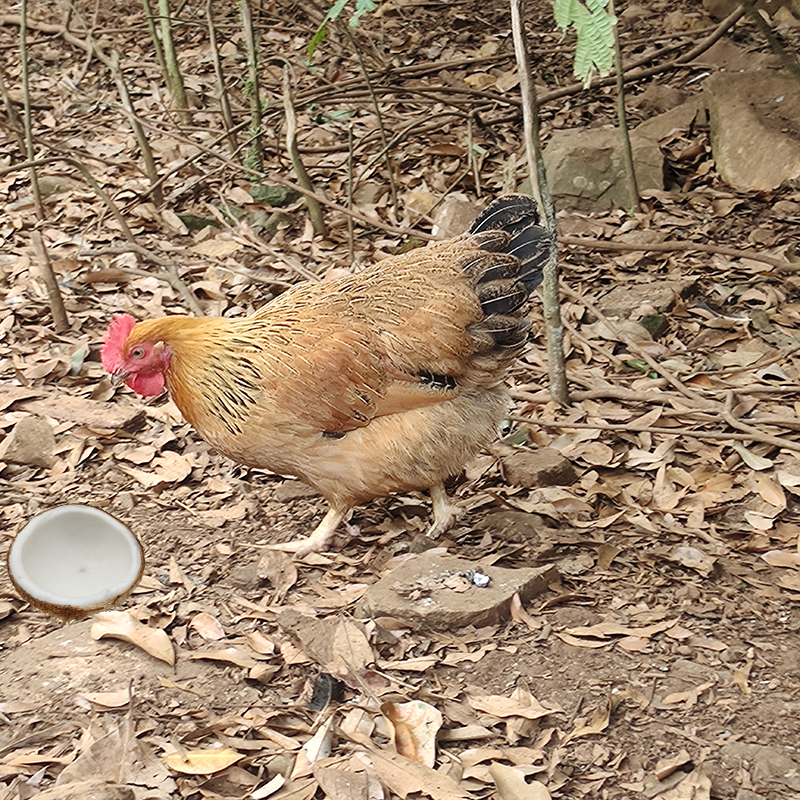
<box><xmin>101</xmin><ymin>195</ymin><xmax>549</xmax><ymax>556</ymax></box>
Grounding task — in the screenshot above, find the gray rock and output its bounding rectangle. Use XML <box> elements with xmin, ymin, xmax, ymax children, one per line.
<box><xmin>598</xmin><ymin>279</ymin><xmax>695</xmax><ymax>318</ymax></box>
<box><xmin>635</xmin><ymin>97</ymin><xmax>706</xmax><ymax>143</ymax></box>
<box><xmin>721</xmin><ymin>742</ymin><xmax>800</xmax><ymax>792</ymax></box>
<box><xmin>432</xmin><ymin>194</ymin><xmax>479</xmax><ymax>239</ymax></box>
<box><xmin>543</xmin><ymin>127</ymin><xmax>663</xmax><ymax>212</ymax></box>
<box><xmin>358</xmin><ymin>551</ymin><xmax>557</xmax><ymax>629</ymax></box>
<box><xmin>501</xmin><ymin>448</ymin><xmax>577</xmax><ymax>488</ymax></box>
<box><xmin>633</xmin><ymin>83</ymin><xmax>688</xmax><ymax>115</ymax></box>
<box><xmin>0</xmin><ymin>415</ymin><xmax>55</xmax><ymax>468</ymax></box>
<box><xmin>705</xmin><ymin>70</ymin><xmax>800</xmax><ymax>192</ymax></box>
<box><xmin>692</xmin><ymin>38</ymin><xmax>781</xmax><ymax>71</ymax></box>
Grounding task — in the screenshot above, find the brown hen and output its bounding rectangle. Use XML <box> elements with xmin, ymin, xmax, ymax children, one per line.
<box><xmin>102</xmin><ymin>195</ymin><xmax>549</xmax><ymax>555</ymax></box>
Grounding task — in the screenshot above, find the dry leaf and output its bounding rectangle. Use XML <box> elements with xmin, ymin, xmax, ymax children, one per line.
<box><xmin>381</xmin><ymin>700</ymin><xmax>442</xmax><ymax>767</ymax></box>
<box><xmin>381</xmin><ymin>655</ymin><xmax>439</xmax><ymax>672</ymax></box>
<box><xmin>762</xmin><ymin>550</ymin><xmax>800</xmax><ymax>569</ymax></box>
<box><xmin>563</xmin><ymin>698</ymin><xmax>611</xmax><ymax>743</ymax></box>
<box><xmin>754</xmin><ymin>473</ymin><xmax>786</xmax><ymax>508</ymax></box>
<box><xmin>555</xmin><ymin>632</ymin><xmax>611</xmax><ymax>649</ymax></box>
<box><xmin>732</xmin><ymin>663</ymin><xmax>752</xmax><ymax>695</ymax></box>
<box><xmin>246</xmin><ymin>630</ymin><xmax>277</xmax><ymax>655</ymax></box>
<box><xmin>192</xmin><ymin>238</ymin><xmax>242</xmax><ymax>257</ymax></box>
<box><xmin>669</xmin><ymin>546</ymin><xmax>716</xmax><ymax>576</ymax></box>
<box><xmin>291</xmin><ymin>717</ymin><xmax>335</xmax><ymax>779</ymax></box>
<box><xmin>776</xmin><ymin>572</ymin><xmax>800</xmax><ymax>592</ymax></box>
<box><xmin>190</xmin><ymin>611</ymin><xmax>226</xmax><ymax>641</ymax></box>
<box><xmin>252</xmin><ymin>774</ymin><xmax>287</xmax><ymax>799</ymax></box>
<box><xmin>366</xmin><ymin>749</ymin><xmax>469</xmax><ymax>800</ymax></box>
<box><xmin>56</xmin><ymin>717</ymin><xmax>175</xmax><ymax>792</ymax></box>
<box><xmin>79</xmin><ymin>688</ymin><xmax>132</xmax><ymax>708</ymax></box>
<box><xmin>731</xmin><ymin>443</ymin><xmax>773</xmax><ymax>470</ymax></box>
<box><xmin>258</xmin><ymin>549</ymin><xmax>298</xmax><ymax>595</ymax></box>
<box><xmin>91</xmin><ymin>611</ymin><xmax>175</xmax><ymax>666</ymax></box>
<box><xmin>187</xmin><ymin>647</ymin><xmax>259</xmax><ymax>669</ymax></box>
<box><xmin>468</xmin><ymin>693</ymin><xmax>558</xmax><ymax>721</ymax></box>
<box><xmin>329</xmin><ymin>619</ymin><xmax>374</xmax><ymax>678</ymax></box>
<box><xmin>662</xmin><ymin>680</ymin><xmax>714</xmax><ymax>708</ymax></box>
<box><xmin>161</xmin><ymin>746</ymin><xmax>241</xmax><ymax>775</ymax></box>
<box><xmin>442</xmin><ymin>644</ymin><xmax>496</xmax><ymax>665</ymax></box>
<box><xmin>168</xmin><ymin>555</ymin><xmax>195</xmax><ymax>591</ymax></box>
<box><xmin>565</xmin><ymin>618</ymin><xmax>678</xmax><ymax>640</ymax></box>
<box><xmin>654</xmin><ymin>749</ymin><xmax>692</xmax><ymax>780</ymax></box>
<box><xmin>313</xmin><ymin>764</ymin><xmax>383</xmax><ymax>800</ymax></box>
<box><xmin>509</xmin><ymin>593</ymin><xmax>540</xmax><ymax>632</ymax></box>
<box><xmin>656</xmin><ymin>765</ymin><xmax>712</xmax><ymax>800</ymax></box>
<box><xmin>490</xmin><ymin>763</ymin><xmax>551</xmax><ymax>800</ymax></box>
<box><xmin>744</xmin><ymin>510</ymin><xmax>775</xmax><ymax>531</ymax></box>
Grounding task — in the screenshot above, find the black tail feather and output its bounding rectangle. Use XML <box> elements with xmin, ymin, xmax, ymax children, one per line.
<box><xmin>469</xmin><ymin>194</ymin><xmax>550</xmax><ymax>291</ymax></box>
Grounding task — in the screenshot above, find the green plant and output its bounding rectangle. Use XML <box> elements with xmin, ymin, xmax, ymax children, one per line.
<box><xmin>308</xmin><ymin>0</ymin><xmax>377</xmax><ymax>58</ymax></box>
<box><xmin>552</xmin><ymin>0</ymin><xmax>614</xmax><ymax>85</ymax></box>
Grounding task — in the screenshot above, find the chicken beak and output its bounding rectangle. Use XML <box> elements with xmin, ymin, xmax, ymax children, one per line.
<box><xmin>110</xmin><ymin>371</ymin><xmax>129</xmax><ymax>387</ymax></box>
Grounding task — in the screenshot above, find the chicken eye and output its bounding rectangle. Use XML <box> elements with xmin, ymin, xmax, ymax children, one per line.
<box><xmin>131</xmin><ymin>347</ymin><xmax>145</xmax><ymax>359</ymax></box>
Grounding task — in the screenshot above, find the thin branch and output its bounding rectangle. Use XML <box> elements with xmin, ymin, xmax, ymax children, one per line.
<box><xmin>559</xmin><ymin>281</ymin><xmax>718</xmax><ymax>410</ymax></box>
<box><xmin>19</xmin><ymin>0</ymin><xmax>44</xmax><ymax>219</ymax></box>
<box><xmin>512</xmin><ymin>415</ymin><xmax>800</xmax><ymax>452</ymax></box>
<box><xmin>609</xmin><ymin>0</ymin><xmax>639</xmax><ymax>213</ymax></box>
<box><xmin>561</xmin><ymin>236</ymin><xmax>789</xmax><ymax>272</ymax></box>
<box><xmin>157</xmin><ymin>0</ymin><xmax>190</xmax><ymax>125</ymax></box>
<box><xmin>721</xmin><ymin>390</ymin><xmax>800</xmax><ymax>453</ymax></box>
<box><xmin>240</xmin><ymin>0</ymin><xmax>263</xmax><ymax>170</ymax></box>
<box><xmin>140</xmin><ymin>0</ymin><xmax>166</xmax><ymax>75</ymax></box>
<box><xmin>31</xmin><ymin>231</ymin><xmax>69</xmax><ymax>333</ymax></box>
<box><xmin>281</xmin><ymin>64</ymin><xmax>325</xmax><ymax>237</ymax></box>
<box><xmin>511</xmin><ymin>0</ymin><xmax>568</xmax><ymax>407</ymax></box>
<box><xmin>205</xmin><ymin>0</ymin><xmax>237</xmax><ymax>154</ymax></box>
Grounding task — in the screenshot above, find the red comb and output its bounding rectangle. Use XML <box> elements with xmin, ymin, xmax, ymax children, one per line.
<box><xmin>101</xmin><ymin>314</ymin><xmax>137</xmax><ymax>373</ymax></box>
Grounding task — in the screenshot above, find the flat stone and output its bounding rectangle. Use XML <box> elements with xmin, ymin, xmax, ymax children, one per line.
<box><xmin>705</xmin><ymin>70</ymin><xmax>800</xmax><ymax>192</ymax></box>
<box><xmin>543</xmin><ymin>127</ymin><xmax>663</xmax><ymax>212</ymax></box>
<box><xmin>633</xmin><ymin>83</ymin><xmax>688</xmax><ymax>116</ymax></box>
<box><xmin>0</xmin><ymin>415</ymin><xmax>55</xmax><ymax>468</ymax></box>
<box><xmin>501</xmin><ymin>448</ymin><xmax>577</xmax><ymax>488</ymax></box>
<box><xmin>721</xmin><ymin>742</ymin><xmax>800</xmax><ymax>792</ymax></box>
<box><xmin>692</xmin><ymin>37</ymin><xmax>780</xmax><ymax>71</ymax></box>
<box><xmin>432</xmin><ymin>194</ymin><xmax>479</xmax><ymax>239</ymax></box>
<box><xmin>598</xmin><ymin>278</ymin><xmax>696</xmax><ymax>318</ymax></box>
<box><xmin>358</xmin><ymin>550</ymin><xmax>557</xmax><ymax>630</ymax></box>
<box><xmin>635</xmin><ymin>97</ymin><xmax>705</xmax><ymax>143</ymax></box>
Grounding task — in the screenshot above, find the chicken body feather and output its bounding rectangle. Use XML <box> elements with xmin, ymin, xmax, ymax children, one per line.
<box><xmin>102</xmin><ymin>195</ymin><xmax>549</xmax><ymax>555</ymax></box>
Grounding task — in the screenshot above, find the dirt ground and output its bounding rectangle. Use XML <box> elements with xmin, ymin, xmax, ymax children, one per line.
<box><xmin>3</xmin><ymin>0</ymin><xmax>800</xmax><ymax>798</ymax></box>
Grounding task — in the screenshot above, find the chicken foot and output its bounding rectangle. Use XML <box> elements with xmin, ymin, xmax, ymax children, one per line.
<box><xmin>427</xmin><ymin>482</ymin><xmax>460</xmax><ymax>538</ymax></box>
<box><xmin>268</xmin><ymin>503</ymin><xmax>350</xmax><ymax>556</ymax></box>
<box><xmin>269</xmin><ymin>482</ymin><xmax>459</xmax><ymax>557</ymax></box>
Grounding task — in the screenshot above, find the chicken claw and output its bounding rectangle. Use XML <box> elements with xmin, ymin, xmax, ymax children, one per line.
<box><xmin>427</xmin><ymin>482</ymin><xmax>461</xmax><ymax>538</ymax></box>
<box><xmin>267</xmin><ymin>505</ymin><xmax>349</xmax><ymax>556</ymax></box>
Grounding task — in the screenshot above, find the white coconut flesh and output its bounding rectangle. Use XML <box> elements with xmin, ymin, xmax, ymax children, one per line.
<box><xmin>8</xmin><ymin>505</ymin><xmax>143</xmax><ymax>611</ymax></box>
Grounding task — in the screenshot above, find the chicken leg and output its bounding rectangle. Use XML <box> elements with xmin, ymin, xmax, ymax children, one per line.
<box><xmin>268</xmin><ymin>503</ymin><xmax>350</xmax><ymax>556</ymax></box>
<box><xmin>269</xmin><ymin>482</ymin><xmax>458</xmax><ymax>556</ymax></box>
<box><xmin>428</xmin><ymin>482</ymin><xmax>460</xmax><ymax>538</ymax></box>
